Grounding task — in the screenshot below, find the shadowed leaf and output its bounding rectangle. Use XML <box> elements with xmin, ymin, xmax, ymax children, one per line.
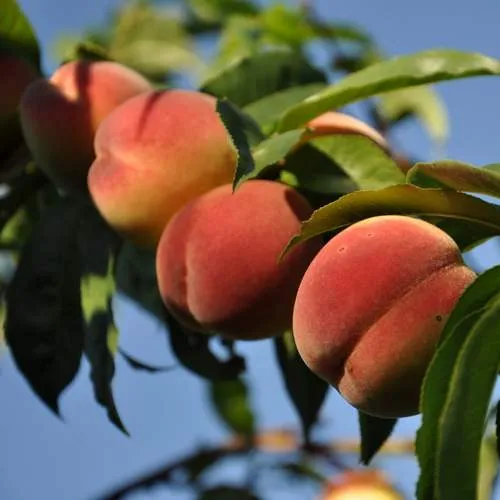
<box><xmin>5</xmin><ymin>199</ymin><xmax>84</xmax><ymax>414</ymax></box>
<box><xmin>358</xmin><ymin>412</ymin><xmax>397</xmax><ymax>465</ymax></box>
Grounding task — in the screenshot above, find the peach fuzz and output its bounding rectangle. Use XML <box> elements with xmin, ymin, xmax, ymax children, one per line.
<box><xmin>302</xmin><ymin>111</ymin><xmax>388</xmax><ymax>150</ymax></box>
<box><xmin>88</xmin><ymin>89</ymin><xmax>238</xmax><ymax>248</ymax></box>
<box><xmin>20</xmin><ymin>60</ymin><xmax>152</xmax><ymax>194</ymax></box>
<box><xmin>292</xmin><ymin>215</ymin><xmax>476</xmax><ymax>418</ymax></box>
<box><xmin>156</xmin><ymin>180</ymin><xmax>322</xmax><ymax>340</ymax></box>
<box><xmin>0</xmin><ymin>52</ymin><xmax>39</xmax><ymax>156</ymax></box>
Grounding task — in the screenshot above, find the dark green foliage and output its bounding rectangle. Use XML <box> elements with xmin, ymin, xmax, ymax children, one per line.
<box><xmin>5</xmin><ymin>199</ymin><xmax>84</xmax><ymax>414</ymax></box>
<box><xmin>358</xmin><ymin>412</ymin><xmax>397</xmax><ymax>465</ymax></box>
<box><xmin>274</xmin><ymin>331</ymin><xmax>328</xmax><ymax>443</ymax></box>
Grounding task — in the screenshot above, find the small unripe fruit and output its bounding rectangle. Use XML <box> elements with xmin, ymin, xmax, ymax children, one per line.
<box><xmin>302</xmin><ymin>111</ymin><xmax>388</xmax><ymax>150</ymax></box>
<box><xmin>88</xmin><ymin>89</ymin><xmax>238</xmax><ymax>247</ymax></box>
<box><xmin>293</xmin><ymin>215</ymin><xmax>476</xmax><ymax>418</ymax></box>
<box><xmin>0</xmin><ymin>52</ymin><xmax>38</xmax><ymax>158</ymax></box>
<box><xmin>20</xmin><ymin>60</ymin><xmax>152</xmax><ymax>194</ymax></box>
<box><xmin>156</xmin><ymin>180</ymin><xmax>322</xmax><ymax>340</ymax></box>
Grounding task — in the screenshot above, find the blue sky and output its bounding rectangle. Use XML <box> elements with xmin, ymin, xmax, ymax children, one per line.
<box><xmin>2</xmin><ymin>1</ymin><xmax>500</xmax><ymax>499</ymax></box>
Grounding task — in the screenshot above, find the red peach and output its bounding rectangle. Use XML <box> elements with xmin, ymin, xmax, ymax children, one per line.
<box><xmin>156</xmin><ymin>180</ymin><xmax>322</xmax><ymax>340</ymax></box>
<box><xmin>20</xmin><ymin>60</ymin><xmax>152</xmax><ymax>194</ymax></box>
<box><xmin>88</xmin><ymin>89</ymin><xmax>238</xmax><ymax>247</ymax></box>
<box><xmin>293</xmin><ymin>215</ymin><xmax>476</xmax><ymax>418</ymax></box>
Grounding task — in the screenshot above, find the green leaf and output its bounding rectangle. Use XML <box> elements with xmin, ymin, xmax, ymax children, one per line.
<box><xmin>277</xmin><ymin>49</ymin><xmax>500</xmax><ymax>132</ymax></box>
<box><xmin>85</xmin><ymin>309</ymin><xmax>128</xmax><ymax>435</ymax></box>
<box><xmin>115</xmin><ymin>243</ymin><xmax>164</xmax><ymax>320</ymax></box>
<box><xmin>79</xmin><ymin>205</ymin><xmax>126</xmax><ymax>433</ymax></box>
<box><xmin>274</xmin><ymin>331</ymin><xmax>328</xmax><ymax>442</ymax></box>
<box><xmin>117</xmin><ymin>247</ymin><xmax>244</xmax><ymax>381</ymax></box>
<box><xmin>261</xmin><ymin>4</ymin><xmax>315</xmax><ymax>46</ymax></box>
<box><xmin>216</xmin><ymin>99</ymin><xmax>255</xmax><ymax>188</ymax></box>
<box><xmin>281</xmin><ymin>144</ymin><xmax>358</xmax><ymax>199</ymax></box>
<box><xmin>377</xmin><ymin>85</ymin><xmax>449</xmax><ymax>145</ymax></box>
<box><xmin>428</xmin><ymin>218</ymin><xmax>500</xmax><ymax>253</ymax></box>
<box><xmin>0</xmin><ymin>0</ymin><xmax>40</xmax><ymax>68</ymax></box>
<box><xmin>81</xmin><ymin>255</ymin><xmax>127</xmax><ymax>434</ymax></box>
<box><xmin>243</xmin><ymin>83</ymin><xmax>326</xmax><ymax>133</ymax></box>
<box><xmin>188</xmin><ymin>0</ymin><xmax>259</xmax><ymax>23</ymax></box>
<box><xmin>277</xmin><ymin>461</ymin><xmax>327</xmax><ymax>483</ymax></box>
<box><xmin>283</xmin><ymin>185</ymin><xmax>500</xmax><ymax>256</ymax></box>
<box><xmin>57</xmin><ymin>40</ymin><xmax>111</xmax><ymax>63</ymax></box>
<box><xmin>199</xmin><ymin>486</ymin><xmax>260</xmax><ymax>500</ymax></box>
<box><xmin>108</xmin><ymin>0</ymin><xmax>203</xmax><ymax>79</ymax></box>
<box><xmin>210</xmin><ymin>16</ymin><xmax>262</xmax><ymax>73</ymax></box>
<box><xmin>312</xmin><ymin>21</ymin><xmax>373</xmax><ymax>47</ymax></box>
<box><xmin>408</xmin><ymin>160</ymin><xmax>500</xmax><ymax>198</ymax></box>
<box><xmin>209</xmin><ymin>378</ymin><xmax>255</xmax><ymax>437</ymax></box>
<box><xmin>497</xmin><ymin>402</ymin><xmax>500</xmax><ymax>459</ymax></box>
<box><xmin>416</xmin><ymin>267</ymin><xmax>500</xmax><ymax>500</ymax></box>
<box><xmin>477</xmin><ymin>433</ymin><xmax>499</xmax><ymax>500</ymax></box>
<box><xmin>358</xmin><ymin>412</ymin><xmax>397</xmax><ymax>465</ymax></box>
<box><xmin>165</xmin><ymin>312</ymin><xmax>246</xmax><ymax>381</ymax></box>
<box><xmin>119</xmin><ymin>348</ymin><xmax>174</xmax><ymax>373</ymax></box>
<box><xmin>201</xmin><ymin>49</ymin><xmax>326</xmax><ymax>107</ymax></box>
<box><xmin>0</xmin><ymin>168</ymin><xmax>47</xmax><ymax>236</ymax></box>
<box><xmin>236</xmin><ymin>129</ymin><xmax>304</xmax><ymax>187</ymax></box>
<box><xmin>311</xmin><ymin>135</ymin><xmax>405</xmax><ymax>190</ymax></box>
<box><xmin>5</xmin><ymin>199</ymin><xmax>84</xmax><ymax>414</ymax></box>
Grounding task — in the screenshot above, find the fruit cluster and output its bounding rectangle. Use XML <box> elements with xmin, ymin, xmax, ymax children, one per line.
<box><xmin>6</xmin><ymin>55</ymin><xmax>476</xmax><ymax>418</ymax></box>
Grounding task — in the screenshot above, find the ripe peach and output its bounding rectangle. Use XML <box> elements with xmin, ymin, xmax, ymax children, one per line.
<box><xmin>293</xmin><ymin>215</ymin><xmax>476</xmax><ymax>418</ymax></box>
<box><xmin>302</xmin><ymin>111</ymin><xmax>388</xmax><ymax>150</ymax></box>
<box><xmin>321</xmin><ymin>470</ymin><xmax>403</xmax><ymax>500</ymax></box>
<box><xmin>20</xmin><ymin>60</ymin><xmax>152</xmax><ymax>194</ymax></box>
<box><xmin>0</xmin><ymin>52</ymin><xmax>39</xmax><ymax>157</ymax></box>
<box><xmin>88</xmin><ymin>89</ymin><xmax>238</xmax><ymax>247</ymax></box>
<box><xmin>156</xmin><ymin>180</ymin><xmax>322</xmax><ymax>340</ymax></box>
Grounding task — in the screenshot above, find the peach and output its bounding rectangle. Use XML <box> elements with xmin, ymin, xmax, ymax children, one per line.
<box><xmin>156</xmin><ymin>180</ymin><xmax>322</xmax><ymax>340</ymax></box>
<box><xmin>88</xmin><ymin>89</ymin><xmax>238</xmax><ymax>247</ymax></box>
<box><xmin>302</xmin><ymin>111</ymin><xmax>388</xmax><ymax>150</ymax></box>
<box><xmin>0</xmin><ymin>52</ymin><xmax>39</xmax><ymax>157</ymax></box>
<box><xmin>321</xmin><ymin>470</ymin><xmax>402</xmax><ymax>500</ymax></box>
<box><xmin>293</xmin><ymin>215</ymin><xmax>476</xmax><ymax>418</ymax></box>
<box><xmin>20</xmin><ymin>60</ymin><xmax>152</xmax><ymax>194</ymax></box>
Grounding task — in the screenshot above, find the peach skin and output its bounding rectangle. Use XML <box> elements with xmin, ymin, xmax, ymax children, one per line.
<box><xmin>20</xmin><ymin>60</ymin><xmax>152</xmax><ymax>194</ymax></box>
<box><xmin>293</xmin><ymin>215</ymin><xmax>476</xmax><ymax>418</ymax></box>
<box><xmin>88</xmin><ymin>89</ymin><xmax>238</xmax><ymax>247</ymax></box>
<box><xmin>156</xmin><ymin>180</ymin><xmax>322</xmax><ymax>340</ymax></box>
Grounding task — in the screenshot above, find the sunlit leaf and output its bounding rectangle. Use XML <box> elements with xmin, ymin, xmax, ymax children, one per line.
<box><xmin>283</xmin><ymin>185</ymin><xmax>500</xmax><ymax>256</ymax></box>
<box><xmin>477</xmin><ymin>433</ymin><xmax>499</xmax><ymax>500</ymax></box>
<box><xmin>416</xmin><ymin>267</ymin><xmax>500</xmax><ymax>500</ymax></box>
<box><xmin>202</xmin><ymin>49</ymin><xmax>326</xmax><ymax>107</ymax></box>
<box><xmin>377</xmin><ymin>85</ymin><xmax>449</xmax><ymax>145</ymax></box>
<box><xmin>311</xmin><ymin>135</ymin><xmax>405</xmax><ymax>190</ymax></box>
<box><xmin>244</xmin><ymin>83</ymin><xmax>325</xmax><ymax>132</ymax></box>
<box><xmin>209</xmin><ymin>378</ymin><xmax>255</xmax><ymax>437</ymax></box>
<box><xmin>407</xmin><ymin>160</ymin><xmax>500</xmax><ymax>198</ymax></box>
<box><xmin>278</xmin><ymin>49</ymin><xmax>500</xmax><ymax>131</ymax></box>
<box><xmin>235</xmin><ymin>129</ymin><xmax>304</xmax><ymax>187</ymax></box>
